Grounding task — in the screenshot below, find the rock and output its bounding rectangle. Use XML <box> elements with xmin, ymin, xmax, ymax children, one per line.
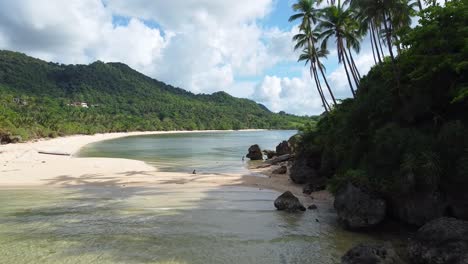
<box><xmin>274</xmin><ymin>191</ymin><xmax>306</xmax><ymax>212</ymax></box>
<box><xmin>263</xmin><ymin>150</ymin><xmax>277</xmax><ymax>159</ymax></box>
<box><xmin>276</xmin><ymin>140</ymin><xmax>292</xmax><ymax>156</ymax></box>
<box><xmin>288</xmin><ymin>134</ymin><xmax>302</xmax><ymax>153</ymax></box>
<box><xmin>266</xmin><ymin>154</ymin><xmax>293</xmax><ymax>165</ymax></box>
<box><xmin>246</xmin><ymin>144</ymin><xmax>263</xmax><ymax>160</ymax></box>
<box><xmin>334</xmin><ymin>183</ymin><xmax>386</xmax><ymax>229</ymax></box>
<box><xmin>272</xmin><ymin>166</ymin><xmax>287</xmax><ymax>174</ymax></box>
<box><xmin>388</xmin><ymin>192</ymin><xmax>447</xmax><ymax>226</ymax></box>
<box><xmin>303</xmin><ymin>183</ymin><xmax>326</xmax><ymax>195</ymax></box>
<box><xmin>308</xmin><ymin>204</ymin><xmax>318</xmax><ymax>210</ymax></box>
<box><xmin>0</xmin><ymin>132</ymin><xmax>21</xmax><ymax>144</ymax></box>
<box><xmin>408</xmin><ymin>217</ymin><xmax>468</xmax><ymax>264</ymax></box>
<box><xmin>289</xmin><ymin>155</ymin><xmax>319</xmax><ymax>184</ymax></box>
<box><xmin>342</xmin><ymin>243</ymin><xmax>403</xmax><ymax>264</ymax></box>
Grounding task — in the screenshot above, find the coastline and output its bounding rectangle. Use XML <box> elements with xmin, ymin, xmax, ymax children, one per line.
<box><xmin>0</xmin><ymin>129</ymin><xmax>321</xmax><ymax>206</ymax></box>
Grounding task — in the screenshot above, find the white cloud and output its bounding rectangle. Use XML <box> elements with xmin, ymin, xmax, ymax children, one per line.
<box><xmin>252</xmin><ymin>72</ymin><xmax>325</xmax><ymax>116</ymax></box>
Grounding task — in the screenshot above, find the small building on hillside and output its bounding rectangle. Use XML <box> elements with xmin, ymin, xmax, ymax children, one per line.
<box><xmin>67</xmin><ymin>102</ymin><xmax>89</xmax><ymax>108</ymax></box>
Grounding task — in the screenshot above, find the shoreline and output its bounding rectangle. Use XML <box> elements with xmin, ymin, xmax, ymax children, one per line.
<box><xmin>0</xmin><ymin>129</ymin><xmax>320</xmax><ymax>204</ymax></box>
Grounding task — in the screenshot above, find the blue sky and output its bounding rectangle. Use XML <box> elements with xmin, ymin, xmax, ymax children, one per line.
<box><xmin>0</xmin><ymin>0</ymin><xmax>377</xmax><ymax>115</ymax></box>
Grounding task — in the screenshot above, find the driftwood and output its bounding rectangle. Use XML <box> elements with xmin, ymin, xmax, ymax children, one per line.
<box><xmin>265</xmin><ymin>154</ymin><xmax>293</xmax><ymax>165</ymax></box>
<box><xmin>38</xmin><ymin>151</ymin><xmax>71</xmax><ymax>156</ymax></box>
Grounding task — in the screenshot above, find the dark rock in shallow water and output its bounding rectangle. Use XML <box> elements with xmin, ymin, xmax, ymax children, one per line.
<box><xmin>308</xmin><ymin>204</ymin><xmax>317</xmax><ymax>210</ymax></box>
<box><xmin>263</xmin><ymin>150</ymin><xmax>276</xmax><ymax>159</ymax></box>
<box><xmin>274</xmin><ymin>191</ymin><xmax>306</xmax><ymax>212</ymax></box>
<box><xmin>246</xmin><ymin>144</ymin><xmax>263</xmax><ymax>160</ymax></box>
<box><xmin>408</xmin><ymin>217</ymin><xmax>468</xmax><ymax>264</ymax></box>
<box><xmin>289</xmin><ymin>155</ymin><xmax>319</xmax><ymax>184</ymax></box>
<box><xmin>276</xmin><ymin>140</ymin><xmax>292</xmax><ymax>156</ymax></box>
<box><xmin>342</xmin><ymin>243</ymin><xmax>403</xmax><ymax>264</ymax></box>
<box><xmin>334</xmin><ymin>183</ymin><xmax>386</xmax><ymax>229</ymax></box>
<box><xmin>388</xmin><ymin>192</ymin><xmax>447</xmax><ymax>226</ymax></box>
<box><xmin>272</xmin><ymin>166</ymin><xmax>287</xmax><ymax>174</ymax></box>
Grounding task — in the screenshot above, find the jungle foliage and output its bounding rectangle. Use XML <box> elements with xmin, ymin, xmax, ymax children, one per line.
<box><xmin>300</xmin><ymin>0</ymin><xmax>468</xmax><ymax>195</ymax></box>
<box><xmin>0</xmin><ymin>51</ymin><xmax>313</xmax><ymax>142</ymax></box>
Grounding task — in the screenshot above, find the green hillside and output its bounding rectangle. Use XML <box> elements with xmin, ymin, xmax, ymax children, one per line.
<box><xmin>0</xmin><ymin>51</ymin><xmax>312</xmax><ymax>141</ymax></box>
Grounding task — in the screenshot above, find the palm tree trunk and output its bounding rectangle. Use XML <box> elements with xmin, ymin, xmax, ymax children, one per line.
<box><xmin>316</xmin><ymin>57</ymin><xmax>337</xmax><ymax>105</ymax></box>
<box><xmin>309</xmin><ymin>65</ymin><xmax>329</xmax><ymax>113</ymax></box>
<box><xmin>382</xmin><ymin>11</ymin><xmax>395</xmax><ymax>62</ymax></box>
<box><xmin>417</xmin><ymin>0</ymin><xmax>423</xmax><ymax>11</ymax></box>
<box><xmin>371</xmin><ymin>21</ymin><xmax>383</xmax><ymax>63</ymax></box>
<box><xmin>376</xmin><ymin>24</ymin><xmax>386</xmax><ymax>59</ymax></box>
<box><xmin>344</xmin><ymin>47</ymin><xmax>360</xmax><ymax>88</ymax></box>
<box><xmin>339</xmin><ymin>41</ymin><xmax>356</xmax><ymax>97</ymax></box>
<box><xmin>348</xmin><ymin>47</ymin><xmax>361</xmax><ymax>79</ymax></box>
<box><xmin>370</xmin><ymin>30</ymin><xmax>378</xmax><ymax>64</ymax></box>
<box><xmin>313</xmin><ymin>62</ymin><xmax>331</xmax><ymax>110</ymax></box>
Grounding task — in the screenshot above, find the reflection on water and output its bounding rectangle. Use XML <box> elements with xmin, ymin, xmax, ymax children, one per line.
<box><xmin>77</xmin><ymin>130</ymin><xmax>298</xmax><ymax>173</ymax></box>
<box><xmin>0</xmin><ymin>186</ymin><xmax>391</xmax><ymax>264</ymax></box>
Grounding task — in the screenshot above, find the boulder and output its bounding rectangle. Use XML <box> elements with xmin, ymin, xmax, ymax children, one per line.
<box><xmin>274</xmin><ymin>191</ymin><xmax>306</xmax><ymax>212</ymax></box>
<box><xmin>276</xmin><ymin>140</ymin><xmax>292</xmax><ymax>156</ymax></box>
<box><xmin>342</xmin><ymin>243</ymin><xmax>403</xmax><ymax>264</ymax></box>
<box><xmin>308</xmin><ymin>204</ymin><xmax>318</xmax><ymax>210</ymax></box>
<box><xmin>246</xmin><ymin>144</ymin><xmax>263</xmax><ymax>160</ymax></box>
<box><xmin>289</xmin><ymin>155</ymin><xmax>318</xmax><ymax>184</ymax></box>
<box><xmin>263</xmin><ymin>150</ymin><xmax>277</xmax><ymax>159</ymax></box>
<box><xmin>287</xmin><ymin>134</ymin><xmax>301</xmax><ymax>153</ymax></box>
<box><xmin>388</xmin><ymin>192</ymin><xmax>447</xmax><ymax>226</ymax></box>
<box><xmin>334</xmin><ymin>183</ymin><xmax>386</xmax><ymax>229</ymax></box>
<box><xmin>408</xmin><ymin>217</ymin><xmax>468</xmax><ymax>264</ymax></box>
<box><xmin>272</xmin><ymin>166</ymin><xmax>287</xmax><ymax>174</ymax></box>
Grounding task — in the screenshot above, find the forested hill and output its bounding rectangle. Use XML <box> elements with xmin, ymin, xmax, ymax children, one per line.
<box><xmin>0</xmin><ymin>50</ymin><xmax>312</xmax><ymax>141</ymax></box>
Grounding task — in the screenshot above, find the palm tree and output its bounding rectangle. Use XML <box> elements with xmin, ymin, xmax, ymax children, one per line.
<box><xmin>318</xmin><ymin>0</ymin><xmax>360</xmax><ymax>97</ymax></box>
<box><xmin>290</xmin><ymin>0</ymin><xmax>336</xmax><ymax>111</ymax></box>
<box><xmin>298</xmin><ymin>47</ymin><xmax>332</xmax><ymax>111</ymax></box>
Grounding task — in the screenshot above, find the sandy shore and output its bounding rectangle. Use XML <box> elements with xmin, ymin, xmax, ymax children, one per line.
<box><xmin>0</xmin><ymin>130</ymin><xmax>330</xmax><ymax>207</ymax></box>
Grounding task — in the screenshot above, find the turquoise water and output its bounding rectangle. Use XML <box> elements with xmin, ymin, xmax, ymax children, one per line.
<box><xmin>0</xmin><ymin>131</ymin><xmax>405</xmax><ymax>263</ymax></box>
<box><xmin>78</xmin><ymin>130</ymin><xmax>298</xmax><ymax>173</ymax></box>
<box><xmin>0</xmin><ymin>186</ymin><xmax>396</xmax><ymax>264</ymax></box>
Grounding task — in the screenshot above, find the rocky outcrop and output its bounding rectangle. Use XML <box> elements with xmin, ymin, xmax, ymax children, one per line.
<box><xmin>276</xmin><ymin>140</ymin><xmax>292</xmax><ymax>156</ymax></box>
<box><xmin>246</xmin><ymin>144</ymin><xmax>263</xmax><ymax>160</ymax></box>
<box><xmin>287</xmin><ymin>134</ymin><xmax>301</xmax><ymax>153</ymax></box>
<box><xmin>0</xmin><ymin>132</ymin><xmax>21</xmax><ymax>144</ymax></box>
<box><xmin>388</xmin><ymin>192</ymin><xmax>447</xmax><ymax>226</ymax></box>
<box><xmin>274</xmin><ymin>191</ymin><xmax>306</xmax><ymax>212</ymax></box>
<box><xmin>341</xmin><ymin>243</ymin><xmax>402</xmax><ymax>264</ymax></box>
<box><xmin>334</xmin><ymin>183</ymin><xmax>386</xmax><ymax>229</ymax></box>
<box><xmin>263</xmin><ymin>150</ymin><xmax>276</xmax><ymax>159</ymax></box>
<box><xmin>289</xmin><ymin>155</ymin><xmax>319</xmax><ymax>184</ymax></box>
<box><xmin>272</xmin><ymin>166</ymin><xmax>287</xmax><ymax>174</ymax></box>
<box><xmin>408</xmin><ymin>217</ymin><xmax>468</xmax><ymax>264</ymax></box>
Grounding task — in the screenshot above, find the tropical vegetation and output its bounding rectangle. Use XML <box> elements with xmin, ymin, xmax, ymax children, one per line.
<box><xmin>0</xmin><ymin>51</ymin><xmax>313</xmax><ymax>142</ymax></box>
<box><xmin>290</xmin><ymin>0</ymin><xmax>468</xmax><ymax>203</ymax></box>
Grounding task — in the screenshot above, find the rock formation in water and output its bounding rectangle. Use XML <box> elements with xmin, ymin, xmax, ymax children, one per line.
<box><xmin>334</xmin><ymin>183</ymin><xmax>386</xmax><ymax>229</ymax></box>
<box><xmin>246</xmin><ymin>144</ymin><xmax>263</xmax><ymax>160</ymax></box>
<box><xmin>274</xmin><ymin>191</ymin><xmax>306</xmax><ymax>212</ymax></box>
<box><xmin>276</xmin><ymin>140</ymin><xmax>292</xmax><ymax>156</ymax></box>
<box><xmin>408</xmin><ymin>217</ymin><xmax>468</xmax><ymax>264</ymax></box>
<box><xmin>341</xmin><ymin>243</ymin><xmax>402</xmax><ymax>264</ymax></box>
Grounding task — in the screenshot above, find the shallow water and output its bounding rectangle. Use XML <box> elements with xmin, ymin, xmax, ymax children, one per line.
<box><xmin>0</xmin><ymin>186</ymin><xmax>397</xmax><ymax>264</ymax></box>
<box><xmin>1</xmin><ymin>131</ymin><xmax>405</xmax><ymax>263</ymax></box>
<box><xmin>77</xmin><ymin>130</ymin><xmax>298</xmax><ymax>173</ymax></box>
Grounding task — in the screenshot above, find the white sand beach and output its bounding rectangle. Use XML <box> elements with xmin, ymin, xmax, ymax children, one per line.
<box><xmin>0</xmin><ymin>131</ymin><xmax>330</xmax><ymax>206</ymax></box>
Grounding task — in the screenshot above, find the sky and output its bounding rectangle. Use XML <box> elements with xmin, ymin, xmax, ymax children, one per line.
<box><xmin>0</xmin><ymin>0</ymin><xmax>444</xmax><ymax>115</ymax></box>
